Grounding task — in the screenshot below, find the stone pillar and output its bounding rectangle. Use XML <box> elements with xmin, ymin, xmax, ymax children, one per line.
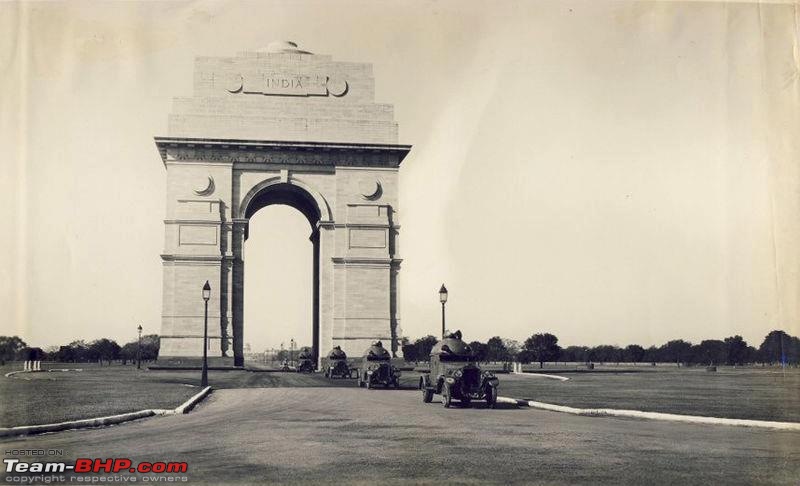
<box><xmin>231</xmin><ymin>220</ymin><xmax>247</xmax><ymax>367</ymax></box>
<box><xmin>310</xmin><ymin>228</ymin><xmax>320</xmax><ymax>367</ymax></box>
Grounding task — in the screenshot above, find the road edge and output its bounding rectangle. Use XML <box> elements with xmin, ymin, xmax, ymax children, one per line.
<box><xmin>0</xmin><ymin>386</ymin><xmax>213</xmax><ymax>438</ymax></box>
<box><xmin>497</xmin><ymin>396</ymin><xmax>800</xmax><ymax>431</ymax></box>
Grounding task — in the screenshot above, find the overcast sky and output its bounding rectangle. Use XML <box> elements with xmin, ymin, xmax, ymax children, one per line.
<box><xmin>1</xmin><ymin>0</ymin><xmax>798</xmax><ymax>351</ymax></box>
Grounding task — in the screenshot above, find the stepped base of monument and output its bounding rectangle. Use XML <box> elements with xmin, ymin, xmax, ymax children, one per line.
<box><xmin>148</xmin><ymin>356</ymin><xmax>240</xmax><ymax>370</ymax></box>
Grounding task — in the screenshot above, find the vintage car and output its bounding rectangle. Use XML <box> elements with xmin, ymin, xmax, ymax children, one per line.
<box><xmin>357</xmin><ymin>341</ymin><xmax>401</xmax><ymax>389</ymax></box>
<box><xmin>324</xmin><ymin>346</ymin><xmax>352</xmax><ymax>379</ymax></box>
<box><xmin>296</xmin><ymin>350</ymin><xmax>315</xmax><ymax>373</ymax></box>
<box><xmin>419</xmin><ymin>330</ymin><xmax>499</xmax><ymax>408</ymax></box>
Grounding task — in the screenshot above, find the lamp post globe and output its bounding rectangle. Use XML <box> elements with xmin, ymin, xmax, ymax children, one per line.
<box><xmin>201</xmin><ymin>280</ymin><xmax>211</xmax><ymax>387</ymax></box>
<box><xmin>439</xmin><ymin>284</ymin><xmax>448</xmax><ymax>337</ymax></box>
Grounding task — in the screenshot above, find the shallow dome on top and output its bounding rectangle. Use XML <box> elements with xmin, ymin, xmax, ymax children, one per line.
<box><xmin>430</xmin><ymin>330</ymin><xmax>473</xmax><ymax>357</ymax></box>
<box><xmin>363</xmin><ymin>341</ymin><xmax>391</xmax><ymax>361</ymax></box>
<box><xmin>259</xmin><ymin>40</ymin><xmax>313</xmax><ymax>55</ymax></box>
<box><xmin>327</xmin><ymin>346</ymin><xmax>347</xmax><ymax>360</ymax></box>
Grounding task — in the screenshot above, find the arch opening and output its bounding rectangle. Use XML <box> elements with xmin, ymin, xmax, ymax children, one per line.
<box><xmin>237</xmin><ymin>182</ymin><xmax>322</xmax><ymax>367</ymax></box>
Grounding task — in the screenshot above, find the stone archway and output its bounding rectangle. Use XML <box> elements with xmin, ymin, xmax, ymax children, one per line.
<box><xmin>235</xmin><ymin>181</ymin><xmax>323</xmax><ymax>366</ymax></box>
<box><xmin>155</xmin><ymin>42</ymin><xmax>411</xmax><ymax>367</ymax></box>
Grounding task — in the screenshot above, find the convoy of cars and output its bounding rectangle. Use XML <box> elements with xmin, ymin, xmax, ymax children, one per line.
<box><xmin>279</xmin><ymin>331</ymin><xmax>499</xmax><ymax>408</ymax></box>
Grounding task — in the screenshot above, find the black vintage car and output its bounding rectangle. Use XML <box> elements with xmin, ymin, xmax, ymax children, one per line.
<box><xmin>357</xmin><ymin>341</ymin><xmax>401</xmax><ymax>389</ymax></box>
<box><xmin>324</xmin><ymin>346</ymin><xmax>352</xmax><ymax>379</ymax></box>
<box><xmin>296</xmin><ymin>350</ymin><xmax>315</xmax><ymax>373</ymax></box>
<box><xmin>419</xmin><ymin>330</ymin><xmax>499</xmax><ymax>408</ymax></box>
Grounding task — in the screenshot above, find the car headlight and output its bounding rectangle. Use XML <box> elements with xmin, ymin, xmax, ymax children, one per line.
<box><xmin>366</xmin><ymin>370</ymin><xmax>373</xmax><ymax>375</ymax></box>
<box><xmin>445</xmin><ymin>377</ymin><xmax>455</xmax><ymax>384</ymax></box>
<box><xmin>454</xmin><ymin>370</ymin><xmax>463</xmax><ymax>378</ymax></box>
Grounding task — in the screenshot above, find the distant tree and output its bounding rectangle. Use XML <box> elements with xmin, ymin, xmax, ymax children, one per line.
<box><xmin>88</xmin><ymin>339</ymin><xmax>121</xmax><ymax>365</ymax></box>
<box><xmin>19</xmin><ymin>347</ymin><xmax>45</xmax><ymax>361</ymax></box>
<box><xmin>659</xmin><ymin>340</ymin><xmax>693</xmax><ymax>365</ymax></box>
<box><xmin>516</xmin><ymin>349</ymin><xmax>535</xmax><ymax>364</ymax></box>
<box><xmin>414</xmin><ymin>335</ymin><xmax>439</xmax><ymax>362</ymax></box>
<box><xmin>469</xmin><ymin>341</ymin><xmax>489</xmax><ymax>362</ymax></box>
<box><xmin>562</xmin><ymin>346</ymin><xmax>589</xmax><ymax>363</ymax></box>
<box><xmin>723</xmin><ymin>335</ymin><xmax>750</xmax><ymax>365</ymax></box>
<box><xmin>501</xmin><ymin>339</ymin><xmax>521</xmax><ymax>365</ymax></box>
<box><xmin>642</xmin><ymin>345</ymin><xmax>660</xmax><ymax>363</ymax></box>
<box><xmin>486</xmin><ymin>336</ymin><xmax>510</xmax><ymax>362</ymax></box>
<box><xmin>624</xmin><ymin>344</ymin><xmax>646</xmax><ymax>364</ymax></box>
<box><xmin>758</xmin><ymin>330</ymin><xmax>797</xmax><ymax>365</ymax></box>
<box><xmin>120</xmin><ymin>342</ymin><xmax>138</xmax><ymax>365</ymax></box>
<box><xmin>139</xmin><ymin>335</ymin><xmax>160</xmax><ymax>362</ymax></box>
<box><xmin>401</xmin><ymin>343</ymin><xmax>418</xmax><ymax>363</ymax></box>
<box><xmin>694</xmin><ymin>340</ymin><xmax>727</xmax><ymax>366</ymax></box>
<box><xmin>67</xmin><ymin>340</ymin><xmax>91</xmax><ymax>362</ymax></box>
<box><xmin>0</xmin><ymin>336</ymin><xmax>27</xmax><ymax>365</ymax></box>
<box><xmin>523</xmin><ymin>333</ymin><xmax>562</xmax><ymax>368</ymax></box>
<box><xmin>588</xmin><ymin>345</ymin><xmax>621</xmax><ymax>364</ymax></box>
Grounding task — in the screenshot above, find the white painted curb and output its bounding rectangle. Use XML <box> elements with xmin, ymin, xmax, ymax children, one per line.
<box><xmin>498</xmin><ymin>396</ymin><xmax>800</xmax><ymax>431</ymax></box>
<box><xmin>4</xmin><ymin>369</ymin><xmax>83</xmax><ymax>378</ymax></box>
<box><xmin>174</xmin><ymin>386</ymin><xmax>213</xmax><ymax>414</ymax></box>
<box><xmin>0</xmin><ymin>386</ymin><xmax>212</xmax><ymax>438</ymax></box>
<box><xmin>514</xmin><ymin>372</ymin><xmax>570</xmax><ymax>381</ymax></box>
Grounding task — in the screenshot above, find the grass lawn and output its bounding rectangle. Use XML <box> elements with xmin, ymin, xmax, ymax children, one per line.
<box><xmin>3</xmin><ymin>361</ymin><xmax>798</xmax><ymax>428</ymax></box>
<box><xmin>0</xmin><ymin>363</ymin><xmax>199</xmax><ymax>428</ymax></box>
<box><xmin>498</xmin><ymin>365</ymin><xmax>800</xmax><ymax>422</ymax></box>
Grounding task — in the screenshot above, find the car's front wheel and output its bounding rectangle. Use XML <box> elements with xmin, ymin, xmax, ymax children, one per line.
<box><xmin>442</xmin><ymin>384</ymin><xmax>452</xmax><ymax>408</ymax></box>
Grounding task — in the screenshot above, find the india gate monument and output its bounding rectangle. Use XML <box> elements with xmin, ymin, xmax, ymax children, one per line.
<box><xmin>155</xmin><ymin>41</ymin><xmax>410</xmax><ymax>367</ymax></box>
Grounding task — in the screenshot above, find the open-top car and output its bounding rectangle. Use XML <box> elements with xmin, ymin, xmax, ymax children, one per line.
<box><xmin>324</xmin><ymin>346</ymin><xmax>352</xmax><ymax>379</ymax></box>
<box><xmin>358</xmin><ymin>341</ymin><xmax>401</xmax><ymax>389</ymax></box>
<box><xmin>296</xmin><ymin>350</ymin><xmax>315</xmax><ymax>373</ymax></box>
<box><xmin>419</xmin><ymin>330</ymin><xmax>499</xmax><ymax>408</ymax></box>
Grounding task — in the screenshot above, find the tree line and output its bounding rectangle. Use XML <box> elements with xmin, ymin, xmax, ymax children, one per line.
<box><xmin>401</xmin><ymin>330</ymin><xmax>800</xmax><ymax>367</ymax></box>
<box><xmin>0</xmin><ymin>335</ymin><xmax>160</xmax><ymax>366</ymax></box>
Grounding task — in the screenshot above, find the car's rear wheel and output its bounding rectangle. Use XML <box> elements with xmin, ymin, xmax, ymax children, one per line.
<box><xmin>461</xmin><ymin>396</ymin><xmax>471</xmax><ymax>407</ymax></box>
<box><xmin>422</xmin><ymin>387</ymin><xmax>433</xmax><ymax>403</ymax></box>
<box><xmin>442</xmin><ymin>384</ymin><xmax>452</xmax><ymax>408</ymax></box>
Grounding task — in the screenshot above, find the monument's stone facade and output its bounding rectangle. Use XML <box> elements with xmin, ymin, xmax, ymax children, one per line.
<box><xmin>156</xmin><ymin>41</ymin><xmax>410</xmax><ymax>366</ymax></box>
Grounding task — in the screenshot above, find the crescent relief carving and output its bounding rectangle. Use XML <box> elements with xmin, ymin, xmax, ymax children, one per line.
<box><xmin>194</xmin><ymin>176</ymin><xmax>215</xmax><ymax>196</ymax></box>
<box><xmin>359</xmin><ymin>180</ymin><xmax>382</xmax><ymax>200</ymax></box>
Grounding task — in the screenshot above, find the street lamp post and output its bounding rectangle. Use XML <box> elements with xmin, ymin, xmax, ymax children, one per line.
<box><xmin>439</xmin><ymin>284</ymin><xmax>448</xmax><ymax>338</ymax></box>
<box><xmin>201</xmin><ymin>281</ymin><xmax>211</xmax><ymax>387</ymax></box>
<box><xmin>136</xmin><ymin>324</ymin><xmax>143</xmax><ymax>369</ymax></box>
<box><xmin>290</xmin><ymin>338</ymin><xmax>296</xmax><ymax>367</ymax></box>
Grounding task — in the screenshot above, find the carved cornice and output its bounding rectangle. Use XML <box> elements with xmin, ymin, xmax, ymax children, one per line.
<box><xmin>154</xmin><ymin>137</ymin><xmax>411</xmax><ymax>168</ymax></box>
<box><xmin>331</xmin><ymin>257</ymin><xmax>403</xmax><ymax>266</ymax></box>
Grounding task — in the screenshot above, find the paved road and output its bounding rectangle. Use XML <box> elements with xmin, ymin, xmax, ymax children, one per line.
<box><xmin>3</xmin><ymin>384</ymin><xmax>799</xmax><ymax>485</ymax></box>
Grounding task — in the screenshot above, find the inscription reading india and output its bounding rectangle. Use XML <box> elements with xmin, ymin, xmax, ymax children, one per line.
<box><xmin>227</xmin><ymin>73</ymin><xmax>348</xmax><ymax>97</ymax></box>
